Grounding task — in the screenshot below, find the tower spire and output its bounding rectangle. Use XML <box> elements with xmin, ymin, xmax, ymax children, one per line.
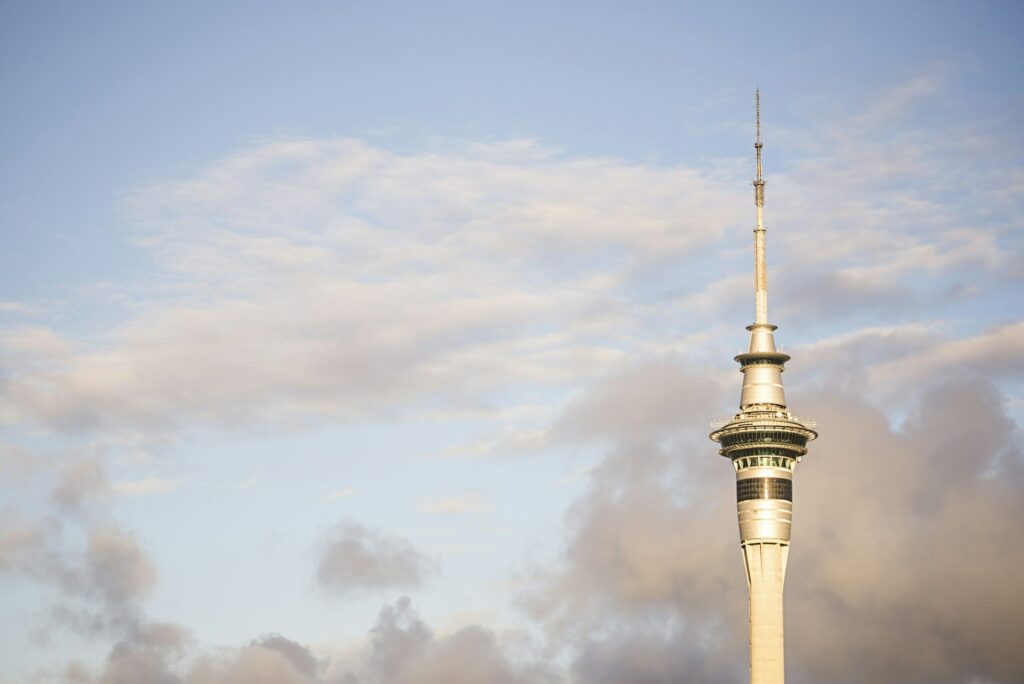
<box><xmin>755</xmin><ymin>87</ymin><xmax>763</xmax><ymax>181</ymax></box>
<box><xmin>753</xmin><ymin>88</ymin><xmax>768</xmax><ymax>325</ymax></box>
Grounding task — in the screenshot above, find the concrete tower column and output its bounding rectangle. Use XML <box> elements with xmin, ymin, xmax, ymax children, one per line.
<box><xmin>744</xmin><ymin>542</ymin><xmax>788</xmax><ymax>684</ymax></box>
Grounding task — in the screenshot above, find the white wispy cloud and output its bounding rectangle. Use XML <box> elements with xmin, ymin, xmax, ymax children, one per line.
<box><xmin>0</xmin><ymin>139</ymin><xmax>745</xmax><ymax>434</ymax></box>
<box><xmin>421</xmin><ymin>491</ymin><xmax>490</xmax><ymax>514</ymax></box>
<box><xmin>2</xmin><ymin>76</ymin><xmax>1019</xmax><ymax>437</ymax></box>
<box><xmin>111</xmin><ymin>476</ymin><xmax>180</xmax><ymax>496</ymax></box>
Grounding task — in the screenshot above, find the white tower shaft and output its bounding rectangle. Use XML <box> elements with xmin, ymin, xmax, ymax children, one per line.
<box><xmin>744</xmin><ymin>542</ymin><xmax>788</xmax><ymax>683</ymax></box>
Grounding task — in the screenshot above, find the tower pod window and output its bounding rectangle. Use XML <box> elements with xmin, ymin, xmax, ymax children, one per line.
<box><xmin>719</xmin><ymin>430</ymin><xmax>808</xmax><ymax>449</ymax></box>
<box><xmin>733</xmin><ymin>456</ymin><xmax>794</xmax><ymax>470</ymax></box>
<box><xmin>737</xmin><ymin>477</ymin><xmax>792</xmax><ymax>502</ymax></box>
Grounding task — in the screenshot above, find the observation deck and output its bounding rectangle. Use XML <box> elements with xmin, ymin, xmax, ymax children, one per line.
<box><xmin>710</xmin><ymin>410</ymin><xmax>818</xmax><ymax>469</ymax></box>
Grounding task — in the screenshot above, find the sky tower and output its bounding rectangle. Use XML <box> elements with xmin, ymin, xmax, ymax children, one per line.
<box><xmin>710</xmin><ymin>91</ymin><xmax>818</xmax><ymax>684</ymax></box>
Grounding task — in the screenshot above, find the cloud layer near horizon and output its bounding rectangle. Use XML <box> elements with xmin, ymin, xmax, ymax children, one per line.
<box><xmin>23</xmin><ymin>368</ymin><xmax>1023</xmax><ymax>683</ymax></box>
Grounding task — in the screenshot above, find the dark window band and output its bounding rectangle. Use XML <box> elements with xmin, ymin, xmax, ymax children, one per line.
<box><xmin>719</xmin><ymin>430</ymin><xmax>809</xmax><ymax>449</ymax></box>
<box><xmin>737</xmin><ymin>477</ymin><xmax>792</xmax><ymax>502</ymax></box>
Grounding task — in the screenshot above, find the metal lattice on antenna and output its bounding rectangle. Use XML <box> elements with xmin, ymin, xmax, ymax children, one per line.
<box><xmin>753</xmin><ymin>89</ymin><xmax>768</xmax><ymax>324</ymax></box>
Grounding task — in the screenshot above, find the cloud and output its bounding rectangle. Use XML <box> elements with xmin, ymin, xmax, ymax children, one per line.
<box><xmin>24</xmin><ymin>369</ymin><xmax>1024</xmax><ymax>684</ymax></box>
<box><xmin>335</xmin><ymin>597</ymin><xmax>555</xmax><ymax>684</ymax></box>
<box><xmin>420</xmin><ymin>491</ymin><xmax>489</xmax><ymax>514</ymax></box>
<box><xmin>45</xmin><ymin>526</ymin><xmax>158</xmax><ymax>637</ymax></box>
<box><xmin>187</xmin><ymin>637</ymin><xmax>318</xmax><ymax>684</ymax></box>
<box><xmin>74</xmin><ymin>621</ymin><xmax>190</xmax><ymax>684</ymax></box>
<box><xmin>758</xmin><ymin>74</ymin><xmax>1020</xmax><ymax>329</ymax></box>
<box><xmin>553</xmin><ymin>359</ymin><xmax>728</xmax><ymax>443</ymax></box>
<box><xmin>572</xmin><ymin>623</ymin><xmax>742</xmax><ymax>684</ymax></box>
<box><xmin>315</xmin><ymin>522</ymin><xmax>435</xmax><ymax>595</ymax></box>
<box><xmin>2</xmin><ymin>74</ymin><xmax>1019</xmax><ymax>438</ymax></box>
<box><xmin>61</xmin><ymin>597</ymin><xmax>552</xmax><ymax>684</ymax></box>
<box><xmin>0</xmin><ymin>440</ymin><xmax>42</xmax><ymax>481</ymax></box>
<box><xmin>248</xmin><ymin>634</ymin><xmax>321</xmax><ymax>678</ymax></box>
<box><xmin>111</xmin><ymin>476</ymin><xmax>181</xmax><ymax>496</ymax></box>
<box><xmin>792</xmin><ymin>320</ymin><xmax>1024</xmax><ymax>408</ymax></box>
<box><xmin>0</xmin><ymin>513</ymin><xmax>45</xmax><ymax>573</ymax></box>
<box><xmin>525</xmin><ymin>359</ymin><xmax>1024</xmax><ymax>684</ymax></box>
<box><xmin>52</xmin><ymin>459</ymin><xmax>110</xmax><ymax>512</ymax></box>
<box><xmin>0</xmin><ymin>465</ymin><xmax>156</xmax><ymax>638</ymax></box>
<box><xmin>0</xmin><ymin>138</ymin><xmax>743</xmax><ymax>435</ymax></box>
<box><xmin>870</xmin><ymin>320</ymin><xmax>1024</xmax><ymax>389</ymax></box>
<box><xmin>783</xmin><ymin>378</ymin><xmax>1024</xmax><ymax>683</ymax></box>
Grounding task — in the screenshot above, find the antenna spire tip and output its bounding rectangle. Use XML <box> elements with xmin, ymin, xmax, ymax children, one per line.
<box><xmin>755</xmin><ymin>89</ymin><xmax>761</xmax><ymax>145</ymax></box>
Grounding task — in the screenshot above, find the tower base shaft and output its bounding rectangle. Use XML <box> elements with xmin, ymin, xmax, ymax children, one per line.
<box><xmin>742</xmin><ymin>542</ymin><xmax>788</xmax><ymax>684</ymax></box>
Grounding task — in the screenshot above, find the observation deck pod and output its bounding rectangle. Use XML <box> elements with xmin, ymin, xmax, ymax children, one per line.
<box><xmin>710</xmin><ymin>411</ymin><xmax>818</xmax><ymax>466</ymax></box>
<box><xmin>735</xmin><ymin>350</ymin><xmax>790</xmax><ymax>366</ymax></box>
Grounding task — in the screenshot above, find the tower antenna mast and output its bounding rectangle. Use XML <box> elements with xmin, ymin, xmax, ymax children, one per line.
<box><xmin>753</xmin><ymin>88</ymin><xmax>768</xmax><ymax>325</ymax></box>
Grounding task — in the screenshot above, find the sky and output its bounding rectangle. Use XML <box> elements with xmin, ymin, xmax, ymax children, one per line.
<box><xmin>1</xmin><ymin>1</ymin><xmax>1022</xmax><ymax>682</ymax></box>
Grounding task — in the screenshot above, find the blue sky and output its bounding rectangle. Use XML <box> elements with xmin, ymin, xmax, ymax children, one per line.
<box><xmin>1</xmin><ymin>2</ymin><xmax>1022</xmax><ymax>682</ymax></box>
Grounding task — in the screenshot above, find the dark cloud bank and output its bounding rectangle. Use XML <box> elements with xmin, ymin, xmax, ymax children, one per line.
<box><xmin>531</xmin><ymin>365</ymin><xmax>1024</xmax><ymax>684</ymax></box>
<box><xmin>5</xmin><ymin>366</ymin><xmax>1023</xmax><ymax>683</ymax></box>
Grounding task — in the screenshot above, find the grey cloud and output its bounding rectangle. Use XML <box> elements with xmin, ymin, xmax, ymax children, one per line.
<box><xmin>0</xmin><ymin>513</ymin><xmax>46</xmax><ymax>572</ymax></box>
<box><xmin>785</xmin><ymin>378</ymin><xmax>1024</xmax><ymax>683</ymax></box>
<box><xmin>2</xmin><ymin>456</ymin><xmax>164</xmax><ymax>650</ymax></box>
<box><xmin>530</xmin><ymin>359</ymin><xmax>1024</xmax><ymax>684</ymax></box>
<box><xmin>69</xmin><ymin>633</ymin><xmax>318</xmax><ymax>684</ymax></box>
<box><xmin>64</xmin><ymin>621</ymin><xmax>190</xmax><ymax>684</ymax></box>
<box><xmin>339</xmin><ymin>597</ymin><xmax>556</xmax><ymax>684</ymax></box>
<box><xmin>363</xmin><ymin>598</ymin><xmax>433</xmax><ymax>680</ymax></box>
<box><xmin>63</xmin><ymin>599</ymin><xmax>550</xmax><ymax>684</ymax></box>
<box><xmin>554</xmin><ymin>359</ymin><xmax>727</xmax><ymax>444</ymax></box>
<box><xmin>46</xmin><ymin>526</ymin><xmax>157</xmax><ymax>637</ymax></box>
<box><xmin>0</xmin><ymin>441</ymin><xmax>43</xmax><ymax>481</ymax></box>
<box><xmin>870</xmin><ymin>320</ymin><xmax>1024</xmax><ymax>389</ymax></box>
<box><xmin>792</xmin><ymin>321</ymin><xmax>1024</xmax><ymax>408</ymax></box>
<box><xmin>84</xmin><ymin>527</ymin><xmax>156</xmax><ymax>611</ymax></box>
<box><xmin>186</xmin><ymin>647</ymin><xmax>313</xmax><ymax>684</ymax></box>
<box><xmin>90</xmin><ymin>647</ymin><xmax>179</xmax><ymax>684</ymax></box>
<box><xmin>37</xmin><ymin>372</ymin><xmax>1024</xmax><ymax>684</ymax></box>
<box><xmin>524</xmin><ymin>438</ymin><xmax>742</xmax><ymax>677</ymax></box>
<box><xmin>3</xmin><ymin>519</ymin><xmax>156</xmax><ymax>638</ymax></box>
<box><xmin>250</xmin><ymin>634</ymin><xmax>321</xmax><ymax>678</ymax></box>
<box><xmin>524</xmin><ymin>360</ymin><xmax>745</xmax><ymax>676</ymax></box>
<box><xmin>52</xmin><ymin>458</ymin><xmax>109</xmax><ymax>512</ymax></box>
<box><xmin>315</xmin><ymin>523</ymin><xmax>434</xmax><ymax>595</ymax></box>
<box><xmin>572</xmin><ymin>624</ymin><xmax>744</xmax><ymax>684</ymax></box>
<box><xmin>59</xmin><ymin>626</ymin><xmax>318</xmax><ymax>684</ymax></box>
<box><xmin>776</xmin><ymin>267</ymin><xmax>916</xmax><ymax>321</ymax></box>
<box><xmin>60</xmin><ymin>625</ymin><xmax>316</xmax><ymax>684</ymax></box>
